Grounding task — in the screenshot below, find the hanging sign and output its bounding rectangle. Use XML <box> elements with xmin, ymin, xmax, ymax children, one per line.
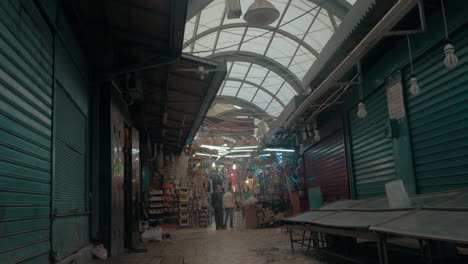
<box><xmin>386</xmin><ymin>71</ymin><xmax>406</xmax><ymax>120</ymax></box>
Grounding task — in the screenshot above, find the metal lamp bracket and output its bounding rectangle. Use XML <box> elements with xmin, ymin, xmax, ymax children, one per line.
<box><xmin>385</xmin><ymin>0</ymin><xmax>427</xmax><ymax>37</ymax></box>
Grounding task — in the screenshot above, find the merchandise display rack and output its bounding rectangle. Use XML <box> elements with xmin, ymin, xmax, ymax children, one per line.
<box><xmin>179</xmin><ymin>187</ymin><xmax>189</xmax><ymax>227</ymax></box>
<box><xmin>148</xmin><ymin>189</ymin><xmax>164</xmax><ymax>225</ymax></box>
<box><xmin>198</xmin><ymin>206</ymin><xmax>209</xmax><ymax>228</ymax></box>
<box><xmin>163</xmin><ymin>190</ymin><xmax>179</xmax><ymax>223</ymax></box>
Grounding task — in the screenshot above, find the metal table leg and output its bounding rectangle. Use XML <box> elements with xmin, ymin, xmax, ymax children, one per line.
<box><xmin>307</xmin><ymin>231</ymin><xmax>313</xmax><ymax>249</ymax></box>
<box><xmin>289</xmin><ymin>228</ymin><xmax>295</xmax><ymax>252</ymax></box>
<box><xmin>301</xmin><ymin>230</ymin><xmax>306</xmax><ymax>247</ymax></box>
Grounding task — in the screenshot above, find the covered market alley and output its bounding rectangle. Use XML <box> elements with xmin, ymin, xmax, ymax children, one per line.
<box><xmin>0</xmin><ymin>0</ymin><xmax>467</xmax><ymax>264</ymax></box>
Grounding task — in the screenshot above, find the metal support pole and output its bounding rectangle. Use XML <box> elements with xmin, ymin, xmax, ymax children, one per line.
<box><xmin>382</xmin><ymin>237</ymin><xmax>389</xmax><ymax>264</ymax></box>
<box><xmin>307</xmin><ymin>231</ymin><xmax>313</xmax><ymax>249</ymax></box>
<box><xmin>377</xmin><ymin>240</ymin><xmax>384</xmax><ymax>264</ymax></box>
<box><xmin>289</xmin><ymin>229</ymin><xmax>295</xmax><ymax>252</ymax></box>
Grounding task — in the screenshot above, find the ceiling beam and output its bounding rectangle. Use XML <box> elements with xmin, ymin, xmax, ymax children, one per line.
<box><xmin>102</xmin><ymin>56</ymin><xmax>180</xmax><ymax>80</ymax></box>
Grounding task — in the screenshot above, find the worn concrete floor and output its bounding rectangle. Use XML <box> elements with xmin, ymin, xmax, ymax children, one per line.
<box><xmin>90</xmin><ymin>212</ymin><xmax>321</xmax><ymax>264</ymax></box>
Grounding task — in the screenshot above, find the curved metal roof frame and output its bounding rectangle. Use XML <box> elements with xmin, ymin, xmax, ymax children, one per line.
<box><xmin>185</xmin><ymin>0</ymin><xmax>354</xmax><ymax>124</ymax></box>
<box><xmin>214</xmin><ymin>95</ymin><xmax>271</xmax><ymax>117</ymax></box>
<box><xmin>215</xmin><ymin>109</ymin><xmax>275</xmax><ymax>124</ymax></box>
<box><xmin>183</xmin><ymin>23</ymin><xmax>320</xmax><ymax>57</ymax></box>
<box><xmin>226</xmin><ymin>77</ymin><xmax>286</xmax><ymax>108</ymax></box>
<box><xmin>208</xmin><ymin>51</ymin><xmax>303</xmax><ymax>94</ymax></box>
<box><xmin>186</xmin><ymin>0</ymin><xmax>351</xmax><ymax>21</ymax></box>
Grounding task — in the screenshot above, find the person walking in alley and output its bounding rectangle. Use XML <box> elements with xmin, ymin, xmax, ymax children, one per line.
<box><xmin>223</xmin><ymin>187</ymin><xmax>235</xmax><ymax>229</ymax></box>
<box><xmin>212</xmin><ymin>185</ymin><xmax>224</xmax><ymax>230</ymax></box>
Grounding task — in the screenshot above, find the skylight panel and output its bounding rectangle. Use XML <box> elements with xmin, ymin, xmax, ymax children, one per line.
<box><xmin>198</xmin><ymin>1</ymin><xmax>225</xmax><ymax>29</ymax></box>
<box><xmin>229</xmin><ymin>62</ymin><xmax>251</xmax><ymax>79</ymax></box>
<box><xmin>252</xmin><ymin>90</ymin><xmax>272</xmax><ymax>110</ymax></box>
<box><xmin>262</xmin><ymin>71</ymin><xmax>284</xmax><ymax>95</ymax></box>
<box><xmin>245</xmin><ymin>65</ymin><xmax>269</xmax><ymax>85</ymax></box>
<box><xmin>184</xmin><ymin>17</ymin><xmax>197</xmax><ymax>42</ymax></box>
<box><xmin>276</xmin><ymin>83</ymin><xmax>297</xmax><ymax>104</ymax></box>
<box><xmin>237</xmin><ymin>83</ymin><xmax>257</xmax><ymax>101</ymax></box>
<box><xmin>266</xmin><ymin>36</ymin><xmax>298</xmax><ymax>67</ymax></box>
<box><xmin>289</xmin><ymin>45</ymin><xmax>315</xmax><ymax>80</ymax></box>
<box><xmin>216</xmin><ymin>28</ymin><xmax>245</xmax><ymax>52</ymax></box>
<box><xmin>222</xmin><ymin>87</ymin><xmax>239</xmax><ymax>97</ymax></box>
<box><xmin>265</xmin><ymin>99</ymin><xmax>283</xmax><ymax>117</ymax></box>
<box><xmin>240</xmin><ymin>28</ymin><xmax>272</xmax><ymax>55</ymax></box>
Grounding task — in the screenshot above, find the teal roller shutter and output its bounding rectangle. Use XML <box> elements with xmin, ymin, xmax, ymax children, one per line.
<box><xmin>349</xmin><ymin>87</ymin><xmax>397</xmax><ymax>199</ymax></box>
<box><xmin>0</xmin><ymin>1</ymin><xmax>53</xmax><ymax>263</ymax></box>
<box><xmin>404</xmin><ymin>29</ymin><xmax>468</xmax><ymax>194</ymax></box>
<box><xmin>52</xmin><ymin>83</ymin><xmax>88</xmax><ymax>260</ymax></box>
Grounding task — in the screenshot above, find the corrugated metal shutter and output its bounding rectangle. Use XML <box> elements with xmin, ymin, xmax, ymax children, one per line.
<box><xmin>52</xmin><ymin>83</ymin><xmax>88</xmax><ymax>260</ymax></box>
<box><xmin>349</xmin><ymin>87</ymin><xmax>397</xmax><ymax>199</ymax></box>
<box><xmin>304</xmin><ymin>123</ymin><xmax>349</xmax><ymax>202</ymax></box>
<box><xmin>404</xmin><ymin>29</ymin><xmax>468</xmax><ymax>194</ymax></box>
<box><xmin>0</xmin><ymin>1</ymin><xmax>53</xmax><ymax>263</ymax></box>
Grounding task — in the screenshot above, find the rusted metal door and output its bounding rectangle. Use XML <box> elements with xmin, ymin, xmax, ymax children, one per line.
<box><xmin>131</xmin><ymin>128</ymin><xmax>140</xmax><ymax>246</ymax></box>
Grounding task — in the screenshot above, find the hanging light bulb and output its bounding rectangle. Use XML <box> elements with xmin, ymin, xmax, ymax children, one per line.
<box><xmin>212</xmin><ymin>162</ymin><xmax>216</xmax><ymax>168</ymax></box>
<box><xmin>313</xmin><ymin>129</ymin><xmax>320</xmax><ymax>142</ymax></box>
<box><xmin>409</xmin><ymin>74</ymin><xmax>421</xmax><ymax>95</ymax></box>
<box><xmin>443</xmin><ymin>42</ymin><xmax>458</xmax><ymax>69</ymax></box>
<box><xmin>233</xmin><ymin>164</ymin><xmax>237</xmax><ymax>170</ymax></box>
<box><xmin>357</xmin><ymin>102</ymin><xmax>368</xmax><ymax>119</ymax></box>
<box><xmin>440</xmin><ymin>0</ymin><xmax>458</xmax><ymax>69</ymax></box>
<box><xmin>406</xmin><ymin>35</ymin><xmax>421</xmax><ymax>95</ymax></box>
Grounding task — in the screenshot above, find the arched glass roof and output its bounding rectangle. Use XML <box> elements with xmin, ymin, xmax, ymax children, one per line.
<box><xmin>184</xmin><ymin>0</ymin><xmax>354</xmax><ymax>118</ymax></box>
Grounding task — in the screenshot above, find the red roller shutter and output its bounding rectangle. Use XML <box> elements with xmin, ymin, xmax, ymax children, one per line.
<box><xmin>304</xmin><ymin>117</ymin><xmax>349</xmax><ymax>202</ymax></box>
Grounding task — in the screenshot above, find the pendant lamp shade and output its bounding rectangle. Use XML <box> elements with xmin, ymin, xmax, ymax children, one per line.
<box><xmin>243</xmin><ymin>0</ymin><xmax>280</xmax><ymax>26</ymax></box>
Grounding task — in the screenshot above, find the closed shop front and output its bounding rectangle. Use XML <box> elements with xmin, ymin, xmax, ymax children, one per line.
<box><xmin>404</xmin><ymin>28</ymin><xmax>468</xmax><ymax>194</ymax></box>
<box><xmin>348</xmin><ymin>87</ymin><xmax>397</xmax><ymax>199</ymax></box>
<box><xmin>304</xmin><ymin>117</ymin><xmax>349</xmax><ymax>202</ymax></box>
<box><xmin>0</xmin><ymin>1</ymin><xmax>90</xmax><ymax>262</ymax></box>
<box><xmin>52</xmin><ymin>38</ymin><xmax>90</xmax><ymax>260</ymax></box>
<box><xmin>0</xmin><ymin>1</ymin><xmax>53</xmax><ymax>263</ymax></box>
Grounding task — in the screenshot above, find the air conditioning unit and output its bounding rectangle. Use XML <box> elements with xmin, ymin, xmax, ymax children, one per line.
<box><xmin>225</xmin><ymin>0</ymin><xmax>242</xmax><ymax>19</ymax></box>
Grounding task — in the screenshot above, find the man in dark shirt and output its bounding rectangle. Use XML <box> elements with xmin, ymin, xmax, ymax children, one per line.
<box><xmin>212</xmin><ymin>185</ymin><xmax>224</xmax><ymax>230</ymax></box>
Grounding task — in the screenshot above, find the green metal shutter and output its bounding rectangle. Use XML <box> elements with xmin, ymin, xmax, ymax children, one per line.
<box><xmin>0</xmin><ymin>1</ymin><xmax>53</xmax><ymax>263</ymax></box>
<box><xmin>52</xmin><ymin>83</ymin><xmax>88</xmax><ymax>260</ymax></box>
<box><xmin>404</xmin><ymin>29</ymin><xmax>468</xmax><ymax>194</ymax></box>
<box><xmin>349</xmin><ymin>87</ymin><xmax>397</xmax><ymax>199</ymax></box>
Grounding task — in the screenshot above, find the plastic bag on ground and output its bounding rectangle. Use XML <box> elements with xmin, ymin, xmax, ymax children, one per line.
<box><xmin>92</xmin><ymin>244</ymin><xmax>108</xmax><ymax>260</ymax></box>
<box><xmin>141</xmin><ymin>227</ymin><xmax>163</xmax><ymax>242</ymax></box>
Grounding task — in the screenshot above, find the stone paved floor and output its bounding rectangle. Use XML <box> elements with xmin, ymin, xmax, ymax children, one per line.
<box><xmin>90</xmin><ymin>212</ymin><xmax>322</xmax><ymax>264</ymax></box>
